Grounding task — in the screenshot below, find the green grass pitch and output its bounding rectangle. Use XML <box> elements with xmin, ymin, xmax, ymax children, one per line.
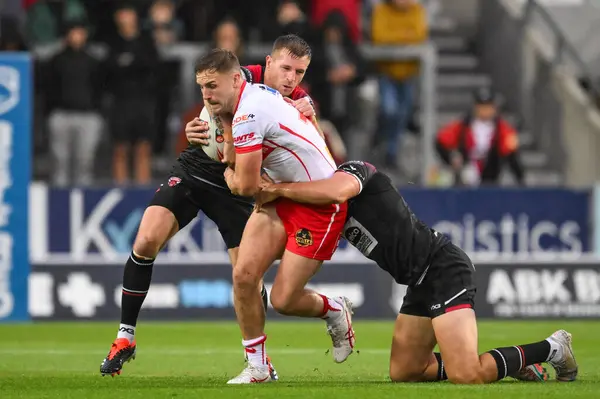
<box><xmin>0</xmin><ymin>320</ymin><xmax>598</xmax><ymax>398</ymax></box>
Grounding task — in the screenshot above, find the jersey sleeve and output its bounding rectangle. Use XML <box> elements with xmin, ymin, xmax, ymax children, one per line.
<box><xmin>232</xmin><ymin>105</ymin><xmax>266</xmax><ymax>154</ymax></box>
<box><xmin>336</xmin><ymin>161</ymin><xmax>377</xmax><ymax>193</ymax></box>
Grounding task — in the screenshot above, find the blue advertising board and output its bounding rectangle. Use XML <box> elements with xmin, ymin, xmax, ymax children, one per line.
<box><xmin>401</xmin><ymin>187</ymin><xmax>591</xmax><ymax>255</ymax></box>
<box><xmin>30</xmin><ymin>185</ymin><xmax>591</xmax><ymax>262</ymax></box>
<box><xmin>0</xmin><ymin>53</ymin><xmax>31</xmax><ymax>322</ymax></box>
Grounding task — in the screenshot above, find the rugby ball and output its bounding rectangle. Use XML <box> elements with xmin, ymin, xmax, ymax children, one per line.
<box><xmin>199</xmin><ymin>106</ymin><xmax>225</xmax><ymax>161</ymax></box>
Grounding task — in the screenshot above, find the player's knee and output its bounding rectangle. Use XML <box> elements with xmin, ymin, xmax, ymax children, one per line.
<box><xmin>132</xmin><ymin>232</ymin><xmax>164</xmax><ymax>258</ymax></box>
<box><xmin>232</xmin><ymin>264</ymin><xmax>262</xmax><ymax>289</ymax></box>
<box><xmin>389</xmin><ymin>362</ymin><xmax>428</xmax><ymax>382</ymax></box>
<box><xmin>269</xmin><ymin>290</ymin><xmax>294</xmax><ymax>315</ymax></box>
<box><xmin>446</xmin><ymin>367</ymin><xmax>484</xmax><ymax>384</ymax></box>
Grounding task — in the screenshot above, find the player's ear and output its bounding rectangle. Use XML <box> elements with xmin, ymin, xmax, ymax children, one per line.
<box><xmin>266</xmin><ymin>55</ymin><xmax>272</xmax><ymax>68</ymax></box>
<box><xmin>232</xmin><ymin>71</ymin><xmax>242</xmax><ymax>88</ymax></box>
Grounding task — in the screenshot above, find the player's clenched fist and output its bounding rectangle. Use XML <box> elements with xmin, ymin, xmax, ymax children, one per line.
<box><xmin>185</xmin><ymin>117</ymin><xmax>210</xmax><ymax>146</ymax></box>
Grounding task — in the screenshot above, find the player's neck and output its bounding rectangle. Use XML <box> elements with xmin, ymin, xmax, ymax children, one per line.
<box><xmin>232</xmin><ymin>80</ymin><xmax>247</xmax><ymax>114</ymax></box>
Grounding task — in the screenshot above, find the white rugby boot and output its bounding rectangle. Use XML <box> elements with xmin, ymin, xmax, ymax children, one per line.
<box><xmin>226</xmin><ymin>363</ymin><xmax>274</xmax><ymax>384</ymax></box>
<box><xmin>325</xmin><ymin>296</ymin><xmax>356</xmax><ymax>363</ymax></box>
<box><xmin>546</xmin><ymin>330</ymin><xmax>578</xmax><ymax>382</ymax></box>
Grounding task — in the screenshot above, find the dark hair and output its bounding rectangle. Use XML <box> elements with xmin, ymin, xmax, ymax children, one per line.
<box><xmin>195</xmin><ymin>48</ymin><xmax>241</xmax><ymax>75</ymax></box>
<box><xmin>272</xmin><ymin>34</ymin><xmax>311</xmax><ymax>59</ymax></box>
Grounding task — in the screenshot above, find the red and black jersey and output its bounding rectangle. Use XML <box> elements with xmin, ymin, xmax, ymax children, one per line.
<box><xmin>240</xmin><ymin>64</ymin><xmax>311</xmax><ymax>102</ymax></box>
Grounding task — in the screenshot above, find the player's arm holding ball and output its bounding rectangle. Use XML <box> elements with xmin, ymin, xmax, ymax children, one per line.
<box><xmin>187</xmin><ymin>98</ymin><xmax>225</xmax><ymax>146</ymax></box>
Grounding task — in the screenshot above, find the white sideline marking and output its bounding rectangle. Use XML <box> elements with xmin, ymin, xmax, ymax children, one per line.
<box><xmin>0</xmin><ymin>348</ymin><xmax>389</xmax><ymax>356</ymax></box>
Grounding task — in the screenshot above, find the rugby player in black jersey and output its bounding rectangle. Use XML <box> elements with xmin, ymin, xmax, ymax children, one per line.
<box><xmin>258</xmin><ymin>160</ymin><xmax>578</xmax><ymax>384</ymax></box>
<box><xmin>100</xmin><ymin>34</ymin><xmax>315</xmax><ymax>377</ymax></box>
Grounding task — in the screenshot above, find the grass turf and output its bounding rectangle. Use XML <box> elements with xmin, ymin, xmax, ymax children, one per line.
<box><xmin>0</xmin><ymin>320</ymin><xmax>598</xmax><ymax>398</ymax></box>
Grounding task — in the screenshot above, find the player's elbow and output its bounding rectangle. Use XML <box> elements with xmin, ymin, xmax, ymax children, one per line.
<box><xmin>236</xmin><ymin>183</ymin><xmax>259</xmax><ymax>197</ymax></box>
<box><xmin>331</xmin><ymin>192</ymin><xmax>349</xmax><ymax>204</ymax></box>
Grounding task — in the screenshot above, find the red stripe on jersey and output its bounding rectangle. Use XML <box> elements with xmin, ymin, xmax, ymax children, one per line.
<box><xmin>262</xmin><ymin>145</ymin><xmax>276</xmax><ymax>160</ymax></box>
<box><xmin>264</xmin><ymin>139</ymin><xmax>311</xmax><ymax>180</ymax></box>
<box><xmin>235</xmin><ymin>143</ymin><xmax>262</xmax><ymax>154</ymax></box>
<box><xmin>233</xmin><ymin>80</ymin><xmax>247</xmax><ymax>114</ymax></box>
<box><xmin>279</xmin><ymin>123</ymin><xmax>336</xmax><ymax>170</ymax></box>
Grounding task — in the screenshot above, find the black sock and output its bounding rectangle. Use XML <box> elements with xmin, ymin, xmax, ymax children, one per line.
<box><xmin>121</xmin><ymin>252</ymin><xmax>154</xmax><ymax>326</ymax></box>
<box><xmin>487</xmin><ymin>341</ymin><xmax>549</xmax><ymax>381</ymax></box>
<box><xmin>261</xmin><ymin>284</ymin><xmax>268</xmax><ymax>311</ymax></box>
<box><xmin>518</xmin><ymin>340</ymin><xmax>552</xmax><ymax>366</ymax></box>
<box><xmin>434</xmin><ymin>352</ymin><xmax>448</xmax><ymax>381</ymax></box>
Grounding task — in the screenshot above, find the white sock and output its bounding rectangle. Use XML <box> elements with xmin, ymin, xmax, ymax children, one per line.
<box><xmin>242</xmin><ymin>335</ymin><xmax>268</xmax><ymax>368</ymax></box>
<box><xmin>117</xmin><ymin>324</ymin><xmax>136</xmax><ymax>342</ymax></box>
<box><xmin>319</xmin><ymin>295</ymin><xmax>343</xmax><ymax>321</ymax></box>
<box><xmin>545</xmin><ymin>337</ymin><xmax>563</xmax><ymax>362</ymax></box>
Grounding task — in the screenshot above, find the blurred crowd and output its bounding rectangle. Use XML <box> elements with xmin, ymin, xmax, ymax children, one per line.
<box><xmin>0</xmin><ymin>0</ymin><xmax>524</xmax><ymax>187</ymax></box>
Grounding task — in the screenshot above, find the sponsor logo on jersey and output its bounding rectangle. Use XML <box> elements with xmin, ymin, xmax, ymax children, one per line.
<box><xmin>234</xmin><ymin>132</ymin><xmax>255</xmax><ymax>145</ymax></box>
<box><xmin>168</xmin><ymin>177</ymin><xmax>181</xmax><ymax>187</ymax></box>
<box><xmin>232</xmin><ymin>114</ymin><xmax>255</xmax><ymax>127</ymax></box>
<box><xmin>295</xmin><ymin>228</ymin><xmax>313</xmax><ymax>247</ymax></box>
<box><xmin>343</xmin><ymin>218</ymin><xmax>378</xmax><ymax>256</ymax></box>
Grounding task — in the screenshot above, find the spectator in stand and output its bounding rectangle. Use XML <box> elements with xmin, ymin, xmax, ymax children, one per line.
<box><xmin>176</xmin><ymin>18</ymin><xmax>245</xmax><ymax>154</ymax></box>
<box><xmin>263</xmin><ymin>0</ymin><xmax>314</xmax><ymax>43</ymax></box>
<box><xmin>435</xmin><ymin>88</ymin><xmax>525</xmax><ymax>186</ymax></box>
<box><xmin>212</xmin><ymin>18</ymin><xmax>246</xmax><ymax>63</ymax></box>
<box><xmin>106</xmin><ymin>4</ymin><xmax>159</xmax><ymax>185</ymax></box>
<box><xmin>144</xmin><ymin>0</ymin><xmax>184</xmax><ymax>45</ymax></box>
<box><xmin>144</xmin><ymin>0</ymin><xmax>184</xmax><ymax>160</ymax></box>
<box><xmin>311</xmin><ymin>0</ymin><xmax>362</xmax><ymax>43</ymax></box>
<box><xmin>371</xmin><ymin>0</ymin><xmax>428</xmax><ymax>170</ymax></box>
<box><xmin>310</xmin><ymin>10</ymin><xmax>366</xmax><ymax>143</ymax></box>
<box><xmin>45</xmin><ymin>21</ymin><xmax>103</xmax><ymax>186</ymax></box>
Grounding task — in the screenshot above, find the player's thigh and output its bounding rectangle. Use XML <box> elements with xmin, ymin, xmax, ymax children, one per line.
<box><xmin>271</xmin><ymin>250</ymin><xmax>322</xmax><ymax>307</ymax></box>
<box><xmin>195</xmin><ymin>183</ymin><xmax>254</xmax><ymax>250</ymax></box>
<box><xmin>432</xmin><ymin>308</ymin><xmax>485</xmax><ymax>383</ymax></box>
<box><xmin>233</xmin><ymin>204</ymin><xmax>287</xmax><ymax>285</ymax></box>
<box><xmin>389</xmin><ymin>286</ymin><xmax>437</xmax><ymax>382</ymax></box>
<box><xmin>427</xmin><ymin>244</ymin><xmax>482</xmax><ymax>383</ymax></box>
<box><xmin>135</xmin><ymin>175</ymin><xmax>199</xmax><ymax>257</ymax></box>
<box><xmin>389</xmin><ymin>313</ymin><xmax>437</xmax><ymax>382</ymax></box>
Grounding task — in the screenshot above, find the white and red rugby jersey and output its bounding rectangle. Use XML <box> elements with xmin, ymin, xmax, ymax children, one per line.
<box><xmin>232</xmin><ymin>81</ymin><xmax>336</xmax><ymax>183</ymax></box>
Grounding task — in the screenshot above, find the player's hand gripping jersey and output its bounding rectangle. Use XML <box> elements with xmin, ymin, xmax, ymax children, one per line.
<box><xmin>234</xmin><ymin>81</ymin><xmax>345</xmax><ymax>261</ymax></box>
<box><xmin>233</xmin><ymin>82</ymin><xmax>335</xmax><ymax>183</ymax></box>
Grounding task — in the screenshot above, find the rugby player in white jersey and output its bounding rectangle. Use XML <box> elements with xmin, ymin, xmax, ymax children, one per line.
<box><xmin>195</xmin><ymin>49</ymin><xmax>355</xmax><ymax>384</ymax></box>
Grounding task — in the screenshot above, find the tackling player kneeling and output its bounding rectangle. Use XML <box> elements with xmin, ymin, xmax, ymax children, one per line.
<box><xmin>259</xmin><ymin>161</ymin><xmax>578</xmax><ymax>384</ymax></box>
<box><xmin>196</xmin><ymin>48</ymin><xmax>355</xmax><ymax>384</ymax></box>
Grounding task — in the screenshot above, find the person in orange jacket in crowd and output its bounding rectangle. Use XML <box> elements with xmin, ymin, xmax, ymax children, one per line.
<box><xmin>435</xmin><ymin>88</ymin><xmax>525</xmax><ymax>186</ymax></box>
